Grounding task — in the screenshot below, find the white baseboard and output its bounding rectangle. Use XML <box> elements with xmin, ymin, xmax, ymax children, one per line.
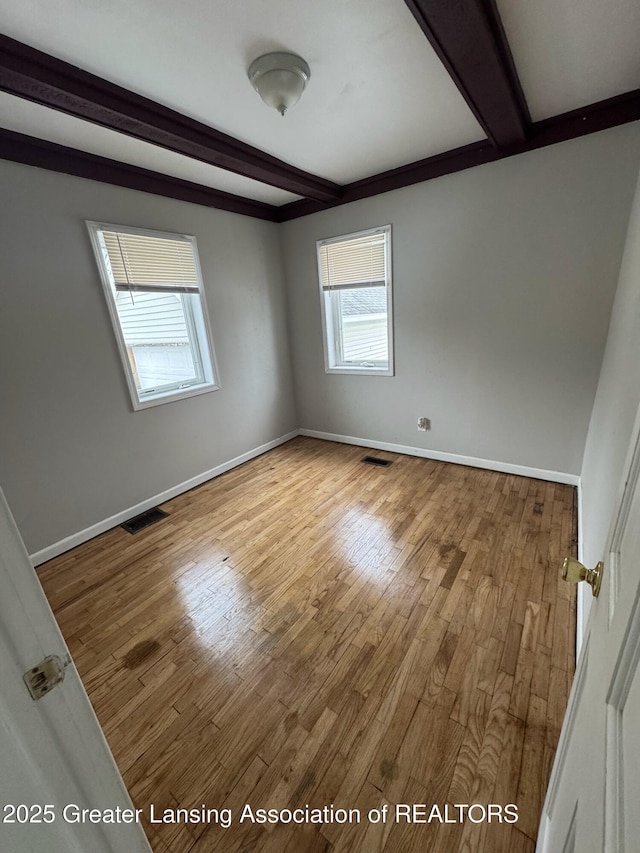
<box><xmin>299</xmin><ymin>429</ymin><xmax>580</xmax><ymax>486</ymax></box>
<box><xmin>32</xmin><ymin>427</ymin><xmax>580</xmax><ymax>567</ymax></box>
<box><xmin>30</xmin><ymin>430</ymin><xmax>299</xmax><ymax>567</ymax></box>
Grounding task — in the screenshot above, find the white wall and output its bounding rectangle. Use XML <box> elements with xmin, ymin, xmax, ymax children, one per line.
<box><xmin>0</xmin><ymin>162</ymin><xmax>297</xmax><ymax>556</ymax></box>
<box><xmin>579</xmin><ymin>162</ymin><xmax>640</xmax><ymax>630</ymax></box>
<box><xmin>281</xmin><ymin>124</ymin><xmax>640</xmax><ymax>478</ymax></box>
<box><xmin>2</xmin><ymin>124</ymin><xmax>640</xmax><ymax>559</ymax></box>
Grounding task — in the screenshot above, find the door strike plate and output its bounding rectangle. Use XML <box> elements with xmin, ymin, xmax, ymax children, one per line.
<box><xmin>23</xmin><ymin>655</ymin><xmax>67</xmax><ymax>700</ymax></box>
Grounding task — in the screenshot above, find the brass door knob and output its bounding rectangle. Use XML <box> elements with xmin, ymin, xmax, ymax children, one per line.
<box><xmin>562</xmin><ymin>558</ymin><xmax>603</xmax><ymax>598</ymax></box>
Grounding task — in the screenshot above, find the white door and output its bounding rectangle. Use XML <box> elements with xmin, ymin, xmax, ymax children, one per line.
<box><xmin>0</xmin><ymin>487</ymin><xmax>152</xmax><ymax>853</ymax></box>
<box><xmin>538</xmin><ymin>406</ymin><xmax>640</xmax><ymax>852</ymax></box>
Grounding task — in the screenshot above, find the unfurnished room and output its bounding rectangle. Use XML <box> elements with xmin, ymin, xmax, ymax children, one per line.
<box><xmin>1</xmin><ymin>2</ymin><xmax>640</xmax><ymax>852</ymax></box>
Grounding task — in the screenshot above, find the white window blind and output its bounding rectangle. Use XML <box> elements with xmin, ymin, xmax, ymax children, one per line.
<box><xmin>101</xmin><ymin>230</ymin><xmax>199</xmax><ymax>293</ymax></box>
<box><xmin>319</xmin><ymin>232</ymin><xmax>386</xmax><ymax>291</ymax></box>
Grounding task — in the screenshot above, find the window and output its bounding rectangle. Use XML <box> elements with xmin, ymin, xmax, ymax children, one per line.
<box><xmin>87</xmin><ymin>222</ymin><xmax>219</xmax><ymax>409</ymax></box>
<box><xmin>317</xmin><ymin>225</ymin><xmax>393</xmax><ymax>375</ymax></box>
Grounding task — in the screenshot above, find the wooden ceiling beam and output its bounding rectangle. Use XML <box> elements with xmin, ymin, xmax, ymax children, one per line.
<box><xmin>0</xmin><ymin>34</ymin><xmax>342</xmax><ymax>203</ymax></box>
<box><xmin>0</xmin><ymin>128</ymin><xmax>281</xmax><ymax>221</ymax></box>
<box><xmin>3</xmin><ymin>89</ymin><xmax>638</xmax><ymax>224</ymax></box>
<box><xmin>403</xmin><ymin>0</ymin><xmax>530</xmax><ymax>149</ymax></box>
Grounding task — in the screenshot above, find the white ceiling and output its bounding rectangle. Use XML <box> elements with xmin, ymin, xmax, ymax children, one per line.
<box><xmin>497</xmin><ymin>0</ymin><xmax>640</xmax><ymax>122</ymax></box>
<box><xmin>0</xmin><ymin>0</ymin><xmax>484</xmax><ymax>195</ymax></box>
<box><xmin>0</xmin><ymin>0</ymin><xmax>638</xmax><ymax>205</ymax></box>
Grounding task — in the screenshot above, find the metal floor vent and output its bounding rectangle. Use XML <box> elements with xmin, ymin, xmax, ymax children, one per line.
<box><xmin>362</xmin><ymin>455</ymin><xmax>393</xmax><ymax>467</ymax></box>
<box><xmin>121</xmin><ymin>507</ymin><xmax>169</xmax><ymax>534</ymax></box>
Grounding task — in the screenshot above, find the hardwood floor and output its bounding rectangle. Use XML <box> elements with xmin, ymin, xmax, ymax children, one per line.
<box><xmin>39</xmin><ymin>437</ymin><xmax>576</xmax><ymax>852</ymax></box>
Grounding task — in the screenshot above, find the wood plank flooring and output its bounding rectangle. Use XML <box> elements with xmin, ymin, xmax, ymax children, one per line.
<box><xmin>39</xmin><ymin>436</ymin><xmax>576</xmax><ymax>852</ymax></box>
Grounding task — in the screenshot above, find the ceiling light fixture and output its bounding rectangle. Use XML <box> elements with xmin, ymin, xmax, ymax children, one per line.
<box><xmin>248</xmin><ymin>52</ymin><xmax>310</xmax><ymax>116</ymax></box>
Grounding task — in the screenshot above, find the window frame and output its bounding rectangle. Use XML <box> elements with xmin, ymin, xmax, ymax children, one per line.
<box><xmin>316</xmin><ymin>224</ymin><xmax>394</xmax><ymax>376</ymax></box>
<box><xmin>86</xmin><ymin>221</ymin><xmax>220</xmax><ymax>410</ymax></box>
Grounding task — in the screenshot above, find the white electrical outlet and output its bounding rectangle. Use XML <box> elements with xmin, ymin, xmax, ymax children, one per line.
<box><xmin>417</xmin><ymin>417</ymin><xmax>430</xmax><ymax>431</ymax></box>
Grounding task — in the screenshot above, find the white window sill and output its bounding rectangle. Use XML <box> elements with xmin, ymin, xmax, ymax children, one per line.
<box><xmin>325</xmin><ymin>367</ymin><xmax>394</xmax><ymax>377</ymax></box>
<box><xmin>132</xmin><ymin>381</ymin><xmax>220</xmax><ymax>410</ymax></box>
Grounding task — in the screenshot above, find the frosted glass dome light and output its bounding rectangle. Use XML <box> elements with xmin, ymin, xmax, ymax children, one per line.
<box><xmin>248</xmin><ymin>52</ymin><xmax>311</xmax><ymax>116</ymax></box>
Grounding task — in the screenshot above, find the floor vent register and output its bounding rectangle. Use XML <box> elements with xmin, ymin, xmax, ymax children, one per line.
<box><xmin>361</xmin><ymin>456</ymin><xmax>393</xmax><ymax>467</ymax></box>
<box><xmin>121</xmin><ymin>507</ymin><xmax>169</xmax><ymax>534</ymax></box>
